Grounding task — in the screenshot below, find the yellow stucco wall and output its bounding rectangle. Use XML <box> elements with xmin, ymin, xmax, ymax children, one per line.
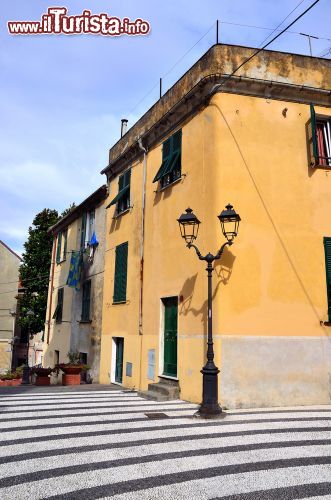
<box><xmin>43</xmin><ymin>221</ymin><xmax>78</xmax><ymax>368</ymax></box>
<box><xmin>100</xmin><ymin>90</ymin><xmax>331</xmax><ymax>407</ymax></box>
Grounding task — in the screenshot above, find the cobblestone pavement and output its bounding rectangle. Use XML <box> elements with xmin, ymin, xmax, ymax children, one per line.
<box><xmin>0</xmin><ymin>385</ymin><xmax>331</xmax><ymax>499</ymax></box>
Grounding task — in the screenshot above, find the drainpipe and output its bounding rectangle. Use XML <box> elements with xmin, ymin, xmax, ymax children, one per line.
<box><xmin>138</xmin><ymin>138</ymin><xmax>147</xmax><ymax>391</ymax></box>
<box><xmin>46</xmin><ymin>235</ymin><xmax>56</xmax><ymax>346</ymax></box>
<box><xmin>138</xmin><ymin>138</ymin><xmax>147</xmax><ymax>336</ymax></box>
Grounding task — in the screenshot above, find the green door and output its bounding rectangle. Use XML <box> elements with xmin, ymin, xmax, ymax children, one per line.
<box><xmin>163</xmin><ymin>297</ymin><xmax>178</xmax><ymax>377</ymax></box>
<box><xmin>115</xmin><ymin>338</ymin><xmax>124</xmax><ymax>383</ymax></box>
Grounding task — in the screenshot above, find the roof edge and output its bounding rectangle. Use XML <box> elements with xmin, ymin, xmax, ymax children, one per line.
<box><xmin>48</xmin><ymin>185</ymin><xmax>108</xmax><ymax>234</ymax></box>
<box><xmin>0</xmin><ymin>240</ymin><xmax>22</xmax><ymax>261</ymax></box>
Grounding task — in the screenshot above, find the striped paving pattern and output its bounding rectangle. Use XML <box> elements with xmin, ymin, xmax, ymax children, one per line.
<box><xmin>0</xmin><ymin>386</ymin><xmax>331</xmax><ymax>499</ymax></box>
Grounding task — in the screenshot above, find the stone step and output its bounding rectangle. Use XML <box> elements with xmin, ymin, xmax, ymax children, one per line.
<box><xmin>147</xmin><ymin>383</ymin><xmax>178</xmax><ymax>397</ymax></box>
<box><xmin>138</xmin><ymin>390</ymin><xmax>173</xmax><ymax>402</ymax></box>
<box><xmin>139</xmin><ymin>377</ymin><xmax>180</xmax><ymax>401</ymax></box>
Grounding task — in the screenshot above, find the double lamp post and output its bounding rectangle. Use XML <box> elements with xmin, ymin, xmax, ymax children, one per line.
<box><xmin>177</xmin><ymin>204</ymin><xmax>241</xmax><ymax>418</ymax></box>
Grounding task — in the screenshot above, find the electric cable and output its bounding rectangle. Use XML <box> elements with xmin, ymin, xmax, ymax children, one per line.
<box><xmin>211</xmin><ymin>0</ymin><xmax>321</xmax><ymax>95</ymax></box>
<box><xmin>258</xmin><ymin>0</ymin><xmax>307</xmax><ymax>47</ymax></box>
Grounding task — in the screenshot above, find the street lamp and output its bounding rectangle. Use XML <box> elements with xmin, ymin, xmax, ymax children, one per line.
<box><xmin>21</xmin><ymin>309</ymin><xmax>34</xmax><ymax>385</ymax></box>
<box><xmin>177</xmin><ymin>204</ymin><xmax>241</xmax><ymax>418</ymax></box>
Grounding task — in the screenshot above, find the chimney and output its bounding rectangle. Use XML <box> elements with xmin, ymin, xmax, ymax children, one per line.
<box><xmin>121</xmin><ymin>119</ymin><xmax>128</xmax><ymax>138</ymax></box>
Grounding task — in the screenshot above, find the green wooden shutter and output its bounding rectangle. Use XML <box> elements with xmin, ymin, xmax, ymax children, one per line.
<box><xmin>310</xmin><ymin>104</ymin><xmax>319</xmax><ymax>164</ymax></box>
<box><xmin>80</xmin><ymin>213</ymin><xmax>87</xmax><ymax>248</ymax></box>
<box><xmin>152</xmin><ymin>138</ymin><xmax>172</xmax><ymax>183</ymax></box>
<box><xmin>118</xmin><ymin>173</ymin><xmax>124</xmax><ymax>191</ymax></box>
<box><xmin>56</xmin><ymin>231</ymin><xmax>62</xmax><ymax>264</ymax></box>
<box><xmin>163</xmin><ymin>297</ymin><xmax>178</xmax><ymax>377</ymax></box>
<box><xmin>81</xmin><ymin>280</ymin><xmax>91</xmax><ymax>321</ymax></box>
<box><xmin>113</xmin><ymin>242</ymin><xmax>128</xmax><ymax>303</ymax></box>
<box><xmin>172</xmin><ymin>129</ymin><xmax>182</xmax><ymax>154</ymax></box>
<box><xmin>62</xmin><ymin>229</ymin><xmax>67</xmax><ymax>261</ymax></box>
<box><xmin>323</xmin><ymin>237</ymin><xmax>331</xmax><ymax>322</ymax></box>
<box><xmin>56</xmin><ymin>288</ymin><xmax>64</xmax><ymax>322</ymax></box>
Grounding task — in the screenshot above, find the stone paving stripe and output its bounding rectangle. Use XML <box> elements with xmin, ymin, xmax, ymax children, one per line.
<box><xmin>211</xmin><ymin>481</ymin><xmax>331</xmax><ymax>499</ymax></box>
<box><xmin>38</xmin><ymin>457</ymin><xmax>331</xmax><ymax>500</ymax></box>
<box><xmin>226</xmin><ymin>409</ymin><xmax>331</xmax><ymax>416</ymax></box>
<box><xmin>0</xmin><ymin>440</ymin><xmax>329</xmax><ymax>485</ymax></box>
<box><xmin>1</xmin><ymin>422</ymin><xmax>330</xmax><ymax>448</ymax></box>
<box><xmin>0</xmin><ymin>406</ymin><xmax>197</xmax><ymax>423</ymax></box>
<box><xmin>1</xmin><ymin>428</ymin><xmax>329</xmax><ymax>465</ymax></box>
<box><xmin>0</xmin><ymin>398</ymin><xmax>150</xmax><ymax>408</ymax></box>
<box><xmin>2</xmin><ymin>414</ymin><xmax>331</xmax><ymax>434</ymax></box>
<box><xmin>0</xmin><ymin>400</ymin><xmax>191</xmax><ymax>414</ymax></box>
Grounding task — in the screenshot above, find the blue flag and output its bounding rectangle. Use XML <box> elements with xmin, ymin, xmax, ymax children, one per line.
<box><xmin>66</xmin><ymin>251</ymin><xmax>83</xmax><ymax>290</ymax></box>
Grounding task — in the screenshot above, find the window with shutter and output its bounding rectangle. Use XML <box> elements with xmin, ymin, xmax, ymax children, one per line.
<box><xmin>54</xmin><ymin>288</ymin><xmax>64</xmax><ymax>323</ymax></box>
<box><xmin>106</xmin><ymin>169</ymin><xmax>131</xmax><ymax>215</ymax></box>
<box><xmin>323</xmin><ymin>237</ymin><xmax>331</xmax><ymax>322</ymax></box>
<box><xmin>153</xmin><ymin>130</ymin><xmax>182</xmax><ymax>188</ymax></box>
<box><xmin>56</xmin><ymin>231</ymin><xmax>62</xmax><ymax>264</ymax></box>
<box><xmin>310</xmin><ymin>104</ymin><xmax>331</xmax><ymax>167</ymax></box>
<box><xmin>81</xmin><ymin>280</ymin><xmax>91</xmax><ymax>321</ymax></box>
<box><xmin>80</xmin><ymin>212</ymin><xmax>87</xmax><ymax>249</ymax></box>
<box><xmin>62</xmin><ymin>229</ymin><xmax>67</xmax><ymax>261</ymax></box>
<box><xmin>113</xmin><ymin>242</ymin><xmax>128</xmax><ymax>303</ymax></box>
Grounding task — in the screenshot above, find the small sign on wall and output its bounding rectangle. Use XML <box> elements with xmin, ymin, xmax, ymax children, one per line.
<box><xmin>126</xmin><ymin>362</ymin><xmax>132</xmax><ymax>377</ymax></box>
<box><xmin>147</xmin><ymin>349</ymin><xmax>155</xmax><ymax>381</ymax></box>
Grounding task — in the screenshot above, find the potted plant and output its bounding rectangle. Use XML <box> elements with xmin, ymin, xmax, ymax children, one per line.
<box><xmin>57</xmin><ymin>351</ymin><xmax>89</xmax><ymax>386</ymax></box>
<box><xmin>31</xmin><ymin>366</ymin><xmax>54</xmax><ymax>386</ymax></box>
<box><xmin>0</xmin><ymin>367</ymin><xmax>23</xmax><ymax>386</ymax></box>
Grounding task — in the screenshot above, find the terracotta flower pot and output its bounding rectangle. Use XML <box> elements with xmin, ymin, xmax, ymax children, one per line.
<box><xmin>62</xmin><ymin>373</ymin><xmax>81</xmax><ymax>386</ymax></box>
<box><xmin>35</xmin><ymin>376</ymin><xmax>50</xmax><ymax>386</ymax></box>
<box><xmin>0</xmin><ymin>378</ymin><xmax>22</xmax><ymax>387</ymax></box>
<box><xmin>59</xmin><ymin>365</ymin><xmax>83</xmax><ymax>375</ymax></box>
<box><xmin>58</xmin><ymin>365</ymin><xmax>84</xmax><ymax>385</ymax></box>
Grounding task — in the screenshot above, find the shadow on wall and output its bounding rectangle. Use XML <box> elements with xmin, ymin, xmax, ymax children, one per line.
<box><xmin>179</xmin><ymin>246</ymin><xmax>236</xmax><ymax>338</ymax></box>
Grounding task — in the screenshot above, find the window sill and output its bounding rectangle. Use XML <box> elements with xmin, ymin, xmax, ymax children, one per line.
<box><xmin>113</xmin><ymin>207</ymin><xmax>131</xmax><ymax>219</ymax></box>
<box><xmin>158</xmin><ymin>176</ymin><xmax>182</xmax><ymax>192</ymax></box>
<box><xmin>311</xmin><ymin>162</ymin><xmax>331</xmax><ymax>169</ymax></box>
<box><xmin>112</xmin><ymin>300</ymin><xmax>127</xmax><ymax>305</ymax></box>
<box><xmin>322</xmin><ymin>321</ymin><xmax>331</xmax><ymax>326</ymax></box>
<box><xmin>79</xmin><ymin>320</ymin><xmax>92</xmax><ymax>324</ymax></box>
<box><xmin>160</xmin><ymin>374</ymin><xmax>179</xmax><ymax>381</ymax></box>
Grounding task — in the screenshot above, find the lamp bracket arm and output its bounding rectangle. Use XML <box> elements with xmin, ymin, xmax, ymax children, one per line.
<box><xmin>215</xmin><ymin>240</ymin><xmax>232</xmax><ymax>261</ymax></box>
<box><xmin>187</xmin><ymin>243</ymin><xmax>205</xmax><ymax>260</ymax></box>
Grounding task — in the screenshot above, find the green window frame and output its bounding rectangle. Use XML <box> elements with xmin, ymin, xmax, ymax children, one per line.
<box><xmin>106</xmin><ymin>169</ymin><xmax>131</xmax><ymax>214</ymax></box>
<box><xmin>87</xmin><ymin>210</ymin><xmax>95</xmax><ymax>242</ymax></box>
<box><xmin>62</xmin><ymin>228</ymin><xmax>67</xmax><ymax>261</ymax></box>
<box><xmin>56</xmin><ymin>231</ymin><xmax>62</xmax><ymax>265</ymax></box>
<box><xmin>113</xmin><ymin>242</ymin><xmax>128</xmax><ymax>303</ymax></box>
<box><xmin>81</xmin><ymin>280</ymin><xmax>91</xmax><ymax>322</ymax></box>
<box><xmin>80</xmin><ymin>212</ymin><xmax>87</xmax><ymax>249</ymax></box>
<box><xmin>310</xmin><ymin>104</ymin><xmax>331</xmax><ymax>167</ymax></box>
<box><xmin>323</xmin><ymin>237</ymin><xmax>331</xmax><ymax>322</ymax></box>
<box><xmin>52</xmin><ymin>287</ymin><xmax>64</xmax><ymax>323</ymax></box>
<box><xmin>153</xmin><ymin>130</ymin><xmax>182</xmax><ymax>188</ymax></box>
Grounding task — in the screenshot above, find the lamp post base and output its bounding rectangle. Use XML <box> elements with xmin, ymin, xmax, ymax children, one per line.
<box><xmin>21</xmin><ymin>366</ymin><xmax>31</xmax><ymax>385</ymax></box>
<box><xmin>195</xmin><ymin>364</ymin><xmax>224</xmax><ymax>419</ymax></box>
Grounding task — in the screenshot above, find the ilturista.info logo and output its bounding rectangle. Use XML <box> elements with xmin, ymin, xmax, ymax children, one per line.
<box><xmin>7</xmin><ymin>7</ymin><xmax>151</xmax><ymax>36</ymax></box>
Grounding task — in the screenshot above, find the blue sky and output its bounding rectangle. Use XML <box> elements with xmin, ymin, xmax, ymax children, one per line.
<box><xmin>0</xmin><ymin>0</ymin><xmax>330</xmax><ymax>254</ymax></box>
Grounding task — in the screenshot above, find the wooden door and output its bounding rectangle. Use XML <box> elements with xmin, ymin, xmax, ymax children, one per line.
<box><xmin>163</xmin><ymin>297</ymin><xmax>178</xmax><ymax>377</ymax></box>
<box><xmin>115</xmin><ymin>338</ymin><xmax>124</xmax><ymax>383</ymax></box>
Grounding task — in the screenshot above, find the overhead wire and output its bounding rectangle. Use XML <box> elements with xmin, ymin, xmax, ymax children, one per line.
<box><xmin>211</xmin><ymin>0</ymin><xmax>321</xmax><ymax>94</ymax></box>
<box><xmin>127</xmin><ymin>21</ymin><xmax>215</xmax><ymax>118</ymax></box>
<box><xmin>219</xmin><ymin>21</ymin><xmax>331</xmax><ymax>42</ymax></box>
<box><xmin>257</xmin><ymin>0</ymin><xmax>307</xmax><ymax>46</ymax></box>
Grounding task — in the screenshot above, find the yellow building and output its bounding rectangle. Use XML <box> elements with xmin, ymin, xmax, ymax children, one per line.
<box><xmin>43</xmin><ymin>186</ymin><xmax>107</xmax><ymax>382</ymax></box>
<box><xmin>98</xmin><ymin>43</ymin><xmax>331</xmax><ymax>408</ymax></box>
<box><xmin>0</xmin><ymin>240</ymin><xmax>21</xmax><ymax>371</ymax></box>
